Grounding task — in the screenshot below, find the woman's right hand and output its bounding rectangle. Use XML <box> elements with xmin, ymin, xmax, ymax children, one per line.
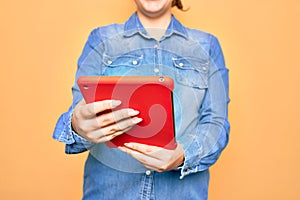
<box><xmin>71</xmin><ymin>99</ymin><xmax>142</xmax><ymax>143</ymax></box>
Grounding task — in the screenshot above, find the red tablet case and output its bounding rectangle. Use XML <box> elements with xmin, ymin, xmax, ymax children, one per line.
<box><xmin>77</xmin><ymin>76</ymin><xmax>177</xmax><ymax>150</ymax></box>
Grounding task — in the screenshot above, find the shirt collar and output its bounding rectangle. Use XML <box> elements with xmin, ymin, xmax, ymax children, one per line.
<box><xmin>124</xmin><ymin>12</ymin><xmax>188</xmax><ymax>39</ymax></box>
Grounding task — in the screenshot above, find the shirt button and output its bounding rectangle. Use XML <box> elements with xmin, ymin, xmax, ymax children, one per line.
<box><xmin>107</xmin><ymin>60</ymin><xmax>113</xmax><ymax>65</ymax></box>
<box><xmin>154</xmin><ymin>44</ymin><xmax>159</xmax><ymax>48</ymax></box>
<box><xmin>132</xmin><ymin>60</ymin><xmax>138</xmax><ymax>65</ymax></box>
<box><xmin>146</xmin><ymin>170</ymin><xmax>151</xmax><ymax>176</ymax></box>
<box><xmin>179</xmin><ymin>62</ymin><xmax>184</xmax><ymax>67</ymax></box>
<box><xmin>202</xmin><ymin>66</ymin><xmax>207</xmax><ymax>71</ymax></box>
<box><xmin>185</xmin><ymin>168</ymin><xmax>190</xmax><ymax>172</ymax></box>
<box><xmin>154</xmin><ymin>68</ymin><xmax>160</xmax><ymax>73</ymax></box>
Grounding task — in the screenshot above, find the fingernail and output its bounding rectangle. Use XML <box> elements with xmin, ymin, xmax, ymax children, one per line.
<box><xmin>111</xmin><ymin>100</ymin><xmax>122</xmax><ymax>108</ymax></box>
<box><xmin>132</xmin><ymin>117</ymin><xmax>143</xmax><ymax>124</ymax></box>
<box><xmin>128</xmin><ymin>109</ymin><xmax>140</xmax><ymax>116</ymax></box>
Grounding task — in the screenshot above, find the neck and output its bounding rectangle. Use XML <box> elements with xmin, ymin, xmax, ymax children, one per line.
<box><xmin>136</xmin><ymin>11</ymin><xmax>172</xmax><ymax>29</ymax></box>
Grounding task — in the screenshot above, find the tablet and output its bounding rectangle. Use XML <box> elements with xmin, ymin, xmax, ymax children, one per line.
<box><xmin>77</xmin><ymin>76</ymin><xmax>177</xmax><ymax>150</ymax></box>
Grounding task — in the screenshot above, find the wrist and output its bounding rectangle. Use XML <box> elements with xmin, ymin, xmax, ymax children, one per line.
<box><xmin>71</xmin><ymin>113</ymin><xmax>79</xmax><ymax>134</ymax></box>
<box><xmin>177</xmin><ymin>154</ymin><xmax>185</xmax><ymax>167</ymax></box>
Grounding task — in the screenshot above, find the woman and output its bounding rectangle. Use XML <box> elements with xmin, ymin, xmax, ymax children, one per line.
<box><xmin>53</xmin><ymin>0</ymin><xmax>230</xmax><ymax>199</ymax></box>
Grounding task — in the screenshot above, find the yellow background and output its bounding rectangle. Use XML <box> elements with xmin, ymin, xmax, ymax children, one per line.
<box><xmin>1</xmin><ymin>0</ymin><xmax>299</xmax><ymax>199</ymax></box>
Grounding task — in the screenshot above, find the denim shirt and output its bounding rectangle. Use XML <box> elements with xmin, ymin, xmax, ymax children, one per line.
<box><xmin>53</xmin><ymin>13</ymin><xmax>230</xmax><ymax>200</ymax></box>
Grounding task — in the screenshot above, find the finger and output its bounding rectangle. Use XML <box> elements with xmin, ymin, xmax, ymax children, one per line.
<box><xmin>118</xmin><ymin>146</ymin><xmax>147</xmax><ymax>161</ymax></box>
<box><xmin>83</xmin><ymin>100</ymin><xmax>122</xmax><ymax>118</ymax></box>
<box><xmin>85</xmin><ymin>126</ymin><xmax>129</xmax><ymax>143</ymax></box>
<box><xmin>118</xmin><ymin>146</ymin><xmax>161</xmax><ymax>170</ymax></box>
<box><xmin>96</xmin><ymin>108</ymin><xmax>140</xmax><ymax>127</ymax></box>
<box><xmin>101</xmin><ymin>117</ymin><xmax>143</xmax><ymax>137</ymax></box>
<box><xmin>80</xmin><ymin>110</ymin><xmax>142</xmax><ymax>134</ymax></box>
<box><xmin>89</xmin><ymin>117</ymin><xmax>142</xmax><ymax>143</ymax></box>
<box><xmin>124</xmin><ymin>143</ymin><xmax>163</xmax><ymax>155</ymax></box>
<box><xmin>94</xmin><ymin>126</ymin><xmax>133</xmax><ymax>143</ymax></box>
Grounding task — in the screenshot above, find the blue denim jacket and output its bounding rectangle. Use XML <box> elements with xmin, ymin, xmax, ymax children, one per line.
<box><xmin>53</xmin><ymin>13</ymin><xmax>230</xmax><ymax>200</ymax></box>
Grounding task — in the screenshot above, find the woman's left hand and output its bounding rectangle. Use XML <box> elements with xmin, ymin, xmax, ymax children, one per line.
<box><xmin>119</xmin><ymin>143</ymin><xmax>184</xmax><ymax>172</ymax></box>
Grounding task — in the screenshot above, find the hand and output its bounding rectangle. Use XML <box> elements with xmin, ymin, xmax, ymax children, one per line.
<box><xmin>72</xmin><ymin>99</ymin><xmax>142</xmax><ymax>143</ymax></box>
<box><xmin>119</xmin><ymin>143</ymin><xmax>184</xmax><ymax>172</ymax></box>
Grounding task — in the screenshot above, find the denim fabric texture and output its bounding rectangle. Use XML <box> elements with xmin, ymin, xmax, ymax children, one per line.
<box><xmin>53</xmin><ymin>13</ymin><xmax>230</xmax><ymax>200</ymax></box>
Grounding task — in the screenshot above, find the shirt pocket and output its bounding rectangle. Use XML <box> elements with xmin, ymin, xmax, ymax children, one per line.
<box><xmin>172</xmin><ymin>57</ymin><xmax>209</xmax><ymax>89</ymax></box>
<box><xmin>102</xmin><ymin>53</ymin><xmax>143</xmax><ymax>68</ymax></box>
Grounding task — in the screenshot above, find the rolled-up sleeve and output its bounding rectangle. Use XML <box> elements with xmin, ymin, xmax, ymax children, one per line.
<box><xmin>180</xmin><ymin>35</ymin><xmax>230</xmax><ymax>179</ymax></box>
<box><xmin>52</xmin><ymin>108</ymin><xmax>94</xmax><ymax>154</ymax></box>
<box><xmin>52</xmin><ymin>28</ymin><xmax>104</xmax><ymax>154</ymax></box>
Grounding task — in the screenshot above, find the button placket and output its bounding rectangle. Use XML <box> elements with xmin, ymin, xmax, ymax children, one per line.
<box><xmin>140</xmin><ymin>170</ymin><xmax>154</xmax><ymax>199</ymax></box>
<box><xmin>153</xmin><ymin>42</ymin><xmax>162</xmax><ymax>75</ymax></box>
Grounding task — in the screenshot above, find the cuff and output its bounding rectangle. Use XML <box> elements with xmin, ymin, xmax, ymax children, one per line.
<box><xmin>179</xmin><ymin>138</ymin><xmax>204</xmax><ymax>179</ymax></box>
<box><xmin>53</xmin><ymin>110</ymin><xmax>94</xmax><ymax>153</ymax></box>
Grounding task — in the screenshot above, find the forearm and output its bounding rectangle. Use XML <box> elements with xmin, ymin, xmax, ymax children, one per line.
<box><xmin>179</xmin><ymin>110</ymin><xmax>229</xmax><ymax>179</ymax></box>
<box><xmin>180</xmin><ymin>35</ymin><xmax>230</xmax><ymax>177</ymax></box>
